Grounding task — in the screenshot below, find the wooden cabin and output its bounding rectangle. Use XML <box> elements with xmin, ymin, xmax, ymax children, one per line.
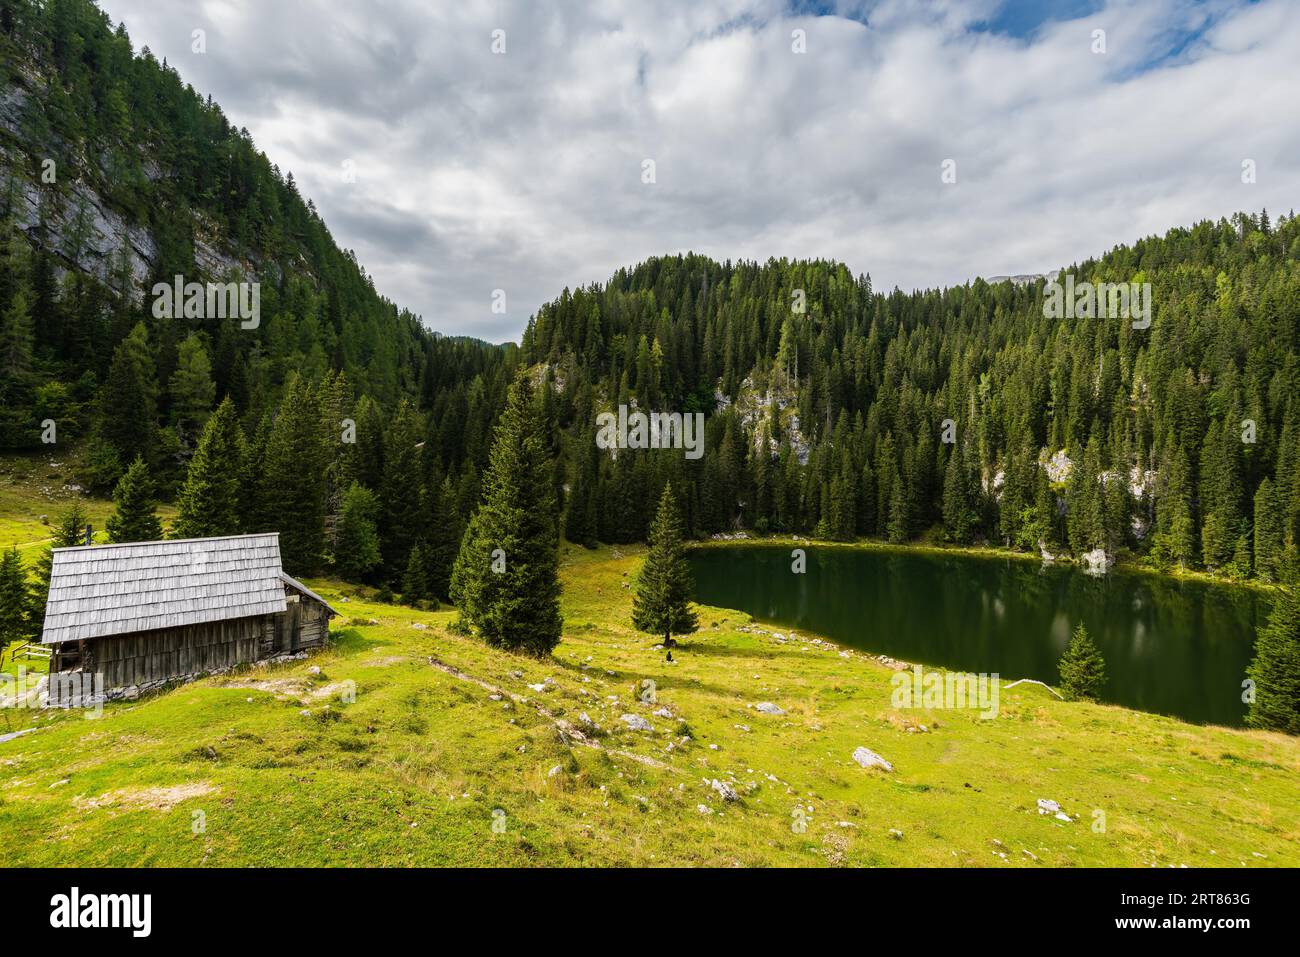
<box><xmin>40</xmin><ymin>533</ymin><xmax>338</xmax><ymax>696</ymax></box>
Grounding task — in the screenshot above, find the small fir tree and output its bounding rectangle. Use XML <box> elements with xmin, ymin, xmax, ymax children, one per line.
<box><xmin>106</xmin><ymin>455</ymin><xmax>163</xmax><ymax>543</ymax></box>
<box><xmin>1058</xmin><ymin>623</ymin><xmax>1107</xmax><ymax>702</ymax></box>
<box><xmin>632</xmin><ymin>483</ymin><xmax>699</xmax><ymax>648</ymax></box>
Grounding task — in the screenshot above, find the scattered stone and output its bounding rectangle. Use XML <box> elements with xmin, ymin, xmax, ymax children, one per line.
<box><xmin>620</xmin><ymin>714</ymin><xmax>653</xmax><ymax>732</ymax></box>
<box><xmin>410</xmin><ymin>623</ymin><xmax>428</xmax><ymax>630</ymax></box>
<box><xmin>1036</xmin><ymin>798</ymin><xmax>1073</xmax><ymax>822</ymax></box>
<box><xmin>697</xmin><ymin>804</ymin><xmax>714</xmax><ymax>815</ymax></box>
<box><xmin>710</xmin><ymin>779</ymin><xmax>739</xmax><ymax>802</ymax></box>
<box><xmin>652</xmin><ymin>707</ymin><xmax>674</xmax><ymax>718</ymax></box>
<box><xmin>851</xmin><ymin>746</ymin><xmax>893</xmax><ymax>772</ymax></box>
<box><xmin>548</xmin><ymin>765</ymin><xmax>562</xmax><ymax>778</ymax></box>
<box><xmin>755</xmin><ymin>702</ymin><xmax>786</xmax><ymax>715</ymax></box>
<box><xmin>888</xmin><ymin>828</ymin><xmax>904</xmax><ymax>840</ymax></box>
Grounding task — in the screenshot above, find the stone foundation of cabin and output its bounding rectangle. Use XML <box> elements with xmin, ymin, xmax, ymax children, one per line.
<box><xmin>38</xmin><ymin>650</ymin><xmax>315</xmax><ymax>709</ymax></box>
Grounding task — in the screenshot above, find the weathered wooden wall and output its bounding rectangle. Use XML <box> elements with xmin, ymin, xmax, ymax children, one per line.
<box><xmin>65</xmin><ymin>590</ymin><xmax>333</xmax><ymax>691</ymax></box>
<box><xmin>86</xmin><ymin>616</ymin><xmax>265</xmax><ymax>689</ymax></box>
<box><xmin>296</xmin><ymin>598</ymin><xmax>330</xmax><ymax>650</ymax></box>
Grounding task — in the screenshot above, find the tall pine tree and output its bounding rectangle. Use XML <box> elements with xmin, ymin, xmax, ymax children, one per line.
<box><xmin>173</xmin><ymin>397</ymin><xmax>246</xmax><ymax>539</ymax></box>
<box><xmin>450</xmin><ymin>371</ymin><xmax>562</xmax><ymax>656</ymax></box>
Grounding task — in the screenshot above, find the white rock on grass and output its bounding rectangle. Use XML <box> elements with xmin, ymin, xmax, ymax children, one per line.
<box><xmin>620</xmin><ymin>714</ymin><xmax>653</xmax><ymax>732</ymax></box>
<box><xmin>851</xmin><ymin>746</ymin><xmax>893</xmax><ymax>772</ymax></box>
<box><xmin>710</xmin><ymin>779</ymin><xmax>740</xmax><ymax>802</ymax></box>
<box><xmin>1036</xmin><ymin>798</ymin><xmax>1073</xmax><ymax>822</ymax></box>
<box><xmin>755</xmin><ymin>702</ymin><xmax>786</xmax><ymax>715</ymax></box>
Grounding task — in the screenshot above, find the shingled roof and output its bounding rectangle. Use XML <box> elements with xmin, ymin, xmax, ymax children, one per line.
<box><xmin>40</xmin><ymin>533</ymin><xmax>291</xmax><ymax>645</ymax></box>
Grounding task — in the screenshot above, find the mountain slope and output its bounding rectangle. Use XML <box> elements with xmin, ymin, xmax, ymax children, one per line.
<box><xmin>0</xmin><ymin>0</ymin><xmax>509</xmax><ymax>476</ymax></box>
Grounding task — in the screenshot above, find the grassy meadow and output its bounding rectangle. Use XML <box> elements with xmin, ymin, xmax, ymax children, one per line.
<box><xmin>1</xmin><ymin>538</ymin><xmax>1297</xmax><ymax>867</ymax></box>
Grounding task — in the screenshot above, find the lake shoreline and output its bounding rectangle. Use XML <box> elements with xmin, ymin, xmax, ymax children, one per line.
<box><xmin>686</xmin><ymin>538</ymin><xmax>1263</xmax><ymax>727</ymax></box>
<box><xmin>687</xmin><ymin>535</ymin><xmax>1280</xmax><ymax>597</ymax></box>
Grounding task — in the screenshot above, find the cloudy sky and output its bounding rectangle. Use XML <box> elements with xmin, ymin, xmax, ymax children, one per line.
<box><xmin>98</xmin><ymin>0</ymin><xmax>1300</xmax><ymax>343</ymax></box>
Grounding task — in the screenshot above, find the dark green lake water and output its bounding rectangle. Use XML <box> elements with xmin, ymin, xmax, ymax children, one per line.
<box><xmin>687</xmin><ymin>545</ymin><xmax>1267</xmax><ymax>726</ymax></box>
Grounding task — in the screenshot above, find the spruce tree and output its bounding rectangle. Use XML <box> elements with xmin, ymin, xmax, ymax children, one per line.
<box><xmin>633</xmin><ymin>483</ymin><xmax>699</xmax><ymax>648</ymax></box>
<box><xmin>450</xmin><ymin>371</ymin><xmax>562</xmax><ymax>656</ymax></box>
<box><xmin>565</xmin><ymin>440</ymin><xmax>599</xmax><ymax>548</ymax></box>
<box><xmin>106</xmin><ymin>455</ymin><xmax>163</xmax><ymax>543</ymax></box>
<box><xmin>1245</xmin><ymin>588</ymin><xmax>1300</xmax><ymax>733</ymax></box>
<box><xmin>942</xmin><ymin>443</ymin><xmax>975</xmax><ymax>543</ymax></box>
<box><xmin>424</xmin><ymin>476</ymin><xmax>460</xmax><ymax>601</ymax></box>
<box><xmin>1155</xmin><ymin>446</ymin><xmax>1196</xmax><ymax>569</ymax></box>
<box><xmin>173</xmin><ymin>397</ymin><xmax>245</xmax><ymax>539</ymax></box>
<box><xmin>1254</xmin><ymin>478</ymin><xmax>1283</xmax><ymax>582</ymax></box>
<box><xmin>378</xmin><ymin>399</ymin><xmax>425</xmax><ymax>581</ymax></box>
<box><xmin>259</xmin><ymin>377</ymin><xmax>327</xmax><ymax>574</ymax></box>
<box><xmin>887</xmin><ymin>482</ymin><xmax>908</xmax><ymax>544</ymax></box>
<box><xmin>333</xmin><ymin>482</ymin><xmax>382</xmax><ymax>581</ymax></box>
<box><xmin>402</xmin><ymin>542</ymin><xmax>429</xmax><ymax>604</ymax></box>
<box><xmin>28</xmin><ymin>503</ymin><xmax>90</xmax><ymax>641</ymax></box>
<box><xmin>0</xmin><ymin>285</ymin><xmax>34</xmax><ymax>401</ymax></box>
<box><xmin>95</xmin><ymin>322</ymin><xmax>157</xmax><ymax>480</ymax></box>
<box><xmin>1058</xmin><ymin>623</ymin><xmax>1107</xmax><ymax>701</ymax></box>
<box><xmin>0</xmin><ymin>547</ymin><xmax>30</xmax><ymax>648</ymax></box>
<box><xmin>829</xmin><ymin>457</ymin><xmax>857</xmax><ymax>541</ymax></box>
<box><xmin>1033</xmin><ymin>463</ymin><xmax>1060</xmax><ymax>552</ymax></box>
<box><xmin>168</xmin><ymin>331</ymin><xmax>216</xmax><ymax>453</ymax></box>
<box><xmin>1068</xmin><ymin>436</ymin><xmax>1108</xmax><ymax>555</ymax></box>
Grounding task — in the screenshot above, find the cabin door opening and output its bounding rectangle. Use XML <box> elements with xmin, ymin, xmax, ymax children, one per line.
<box><xmin>286</xmin><ymin>596</ymin><xmax>302</xmax><ymax>652</ymax></box>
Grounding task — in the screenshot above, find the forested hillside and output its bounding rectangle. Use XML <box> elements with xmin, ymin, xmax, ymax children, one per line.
<box><xmin>528</xmin><ymin>214</ymin><xmax>1300</xmax><ymax>582</ymax></box>
<box><xmin>0</xmin><ymin>0</ymin><xmax>513</xmax><ymax>585</ymax></box>
<box><xmin>3</xmin><ymin>0</ymin><xmax>1299</xmax><ymax>601</ymax></box>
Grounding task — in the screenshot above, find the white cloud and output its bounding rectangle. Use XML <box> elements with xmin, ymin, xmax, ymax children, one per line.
<box><xmin>99</xmin><ymin>0</ymin><xmax>1300</xmax><ymax>342</ymax></box>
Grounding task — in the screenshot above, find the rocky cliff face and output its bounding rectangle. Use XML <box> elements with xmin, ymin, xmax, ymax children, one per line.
<box><xmin>1</xmin><ymin>59</ymin><xmax>252</xmax><ymax>295</ymax></box>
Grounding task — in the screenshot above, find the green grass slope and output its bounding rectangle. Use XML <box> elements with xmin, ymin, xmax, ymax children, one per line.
<box><xmin>1</xmin><ymin>545</ymin><xmax>1297</xmax><ymax>867</ymax></box>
